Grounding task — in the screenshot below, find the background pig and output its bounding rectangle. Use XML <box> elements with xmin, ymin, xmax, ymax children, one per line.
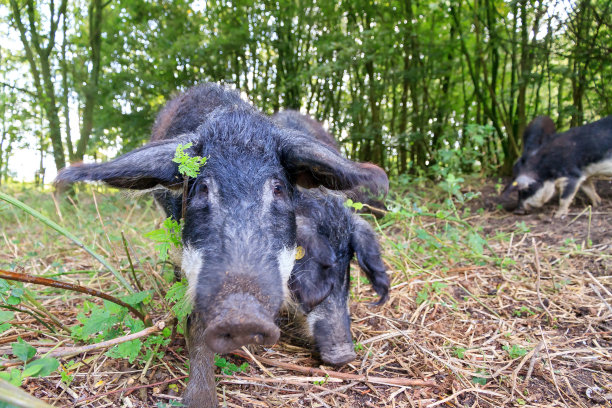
<box><xmin>55</xmin><ymin>83</ymin><xmax>388</xmax><ymax>407</ymax></box>
<box><xmin>506</xmin><ymin>115</ymin><xmax>612</xmax><ymax>217</ymax></box>
<box><xmin>288</xmin><ymin>188</ymin><xmax>390</xmax><ymax>366</ymax></box>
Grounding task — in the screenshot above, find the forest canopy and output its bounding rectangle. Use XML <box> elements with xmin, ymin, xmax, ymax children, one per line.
<box><xmin>1</xmin><ymin>0</ymin><xmax>611</xmax><ymax>184</ymax></box>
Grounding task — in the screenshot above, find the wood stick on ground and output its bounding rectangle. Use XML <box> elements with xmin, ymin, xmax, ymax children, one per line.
<box><xmin>0</xmin><ymin>269</ymin><xmax>149</xmax><ymax>325</ymax></box>
<box><xmin>0</xmin><ymin>319</ymin><xmax>167</xmax><ymax>368</ymax></box>
<box><xmin>231</xmin><ymin>350</ymin><xmax>438</xmax><ymax>388</ymax></box>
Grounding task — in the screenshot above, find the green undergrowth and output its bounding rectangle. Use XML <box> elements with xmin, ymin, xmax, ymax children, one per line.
<box><xmin>350</xmin><ymin>173</ymin><xmax>515</xmax><ymax>307</ymax></box>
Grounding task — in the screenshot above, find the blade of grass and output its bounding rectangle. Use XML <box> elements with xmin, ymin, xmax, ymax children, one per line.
<box><xmin>0</xmin><ymin>191</ymin><xmax>135</xmax><ymax>294</ymax></box>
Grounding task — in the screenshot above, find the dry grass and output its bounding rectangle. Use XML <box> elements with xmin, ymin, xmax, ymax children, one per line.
<box><xmin>0</xmin><ymin>178</ymin><xmax>611</xmax><ymax>407</ymax></box>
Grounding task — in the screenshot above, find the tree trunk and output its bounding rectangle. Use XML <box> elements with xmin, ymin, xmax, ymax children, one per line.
<box><xmin>76</xmin><ymin>0</ymin><xmax>105</xmax><ymax>161</ymax></box>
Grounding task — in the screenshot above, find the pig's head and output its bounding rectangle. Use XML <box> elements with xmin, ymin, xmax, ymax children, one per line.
<box><xmin>505</xmin><ymin>173</ymin><xmax>556</xmax><ymax>215</ymax></box>
<box><xmin>55</xmin><ymin>108</ymin><xmax>388</xmax><ymax>355</ymax></box>
<box><xmin>501</xmin><ymin>116</ymin><xmax>557</xmax><ymax>209</ymax></box>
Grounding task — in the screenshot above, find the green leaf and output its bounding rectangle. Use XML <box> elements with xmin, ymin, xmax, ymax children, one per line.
<box><xmin>121</xmin><ymin>290</ymin><xmax>153</xmax><ymax>306</ymax></box>
<box><xmin>416</xmin><ymin>287</ymin><xmax>429</xmax><ymax>305</ymax></box>
<box><xmin>173</xmin><ymin>142</ymin><xmax>207</xmax><ymax>178</ymax></box>
<box><xmin>12</xmin><ymin>338</ymin><xmax>36</xmax><ymax>363</ymax></box>
<box><xmin>0</xmin><ymin>368</ymin><xmax>23</xmax><ymax>387</ymax></box>
<box><xmin>471</xmin><ymin>376</ymin><xmax>487</xmax><ymax>385</ymax></box>
<box><xmin>22</xmin><ymin>357</ymin><xmax>60</xmax><ymax>378</ymax></box>
<box><xmin>0</xmin><ymin>310</ymin><xmax>14</xmax><ymax>323</ymax></box>
<box><xmin>454</xmin><ymin>347</ymin><xmax>466</xmax><ymax>359</ymax></box>
<box><xmin>6</xmin><ymin>296</ymin><xmax>21</xmax><ymax>306</ymax></box>
<box><xmin>107</xmin><ymin>339</ymin><xmax>142</xmax><ymax>363</ymax></box>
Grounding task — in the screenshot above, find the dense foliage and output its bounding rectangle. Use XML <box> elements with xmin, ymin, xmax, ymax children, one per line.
<box><xmin>1</xmin><ymin>0</ymin><xmax>611</xmax><ymax>182</ymax></box>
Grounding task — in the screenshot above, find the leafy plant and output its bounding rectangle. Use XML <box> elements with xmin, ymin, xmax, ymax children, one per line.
<box><xmin>214</xmin><ymin>355</ymin><xmax>249</xmax><ymax>375</ymax></box>
<box><xmin>344</xmin><ymin>198</ymin><xmax>364</xmax><ymax>211</ymax></box>
<box><xmin>0</xmin><ymin>338</ymin><xmax>59</xmax><ymax>387</ymax></box>
<box><xmin>471</xmin><ymin>370</ymin><xmax>487</xmax><ymax>385</ymax></box>
<box><xmin>313</xmin><ymin>374</ymin><xmax>329</xmax><ymax>386</ymax></box>
<box><xmin>503</xmin><ymin>344</ymin><xmax>529</xmax><ymax>359</ymax></box>
<box><xmin>512</xmin><ymin>306</ymin><xmax>536</xmax><ymax>317</ymax></box>
<box><xmin>453</xmin><ymin>347</ymin><xmax>466</xmax><ymax>359</ymax></box>
<box><xmin>416</xmin><ymin>282</ymin><xmax>448</xmax><ymax>305</ymax></box>
<box><xmin>0</xmin><ymin>309</ymin><xmax>14</xmax><ymax>335</ymax></box>
<box><xmin>173</xmin><ymin>142</ymin><xmax>207</xmax><ymax>178</ymax></box>
<box><xmin>144</xmin><ymin>217</ymin><xmax>182</xmax><ymax>262</ymax></box>
<box><xmin>165</xmin><ymin>279</ymin><xmax>193</xmax><ymax>329</ymax></box>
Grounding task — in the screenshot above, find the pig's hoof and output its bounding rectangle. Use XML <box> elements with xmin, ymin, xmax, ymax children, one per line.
<box><xmin>553</xmin><ymin>210</ymin><xmax>568</xmax><ymax>219</ymax></box>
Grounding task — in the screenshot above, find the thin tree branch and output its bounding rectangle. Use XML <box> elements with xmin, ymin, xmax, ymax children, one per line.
<box><xmin>232</xmin><ymin>350</ymin><xmax>439</xmax><ymax>388</ymax></box>
<box><xmin>0</xmin><ymin>270</ymin><xmax>148</xmax><ymax>324</ymax></box>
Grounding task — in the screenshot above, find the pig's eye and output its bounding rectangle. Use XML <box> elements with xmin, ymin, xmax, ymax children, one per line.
<box><xmin>272</xmin><ymin>181</ymin><xmax>285</xmax><ymax>198</ymax></box>
<box><xmin>191</xmin><ymin>182</ymin><xmax>208</xmax><ymax>199</ymax></box>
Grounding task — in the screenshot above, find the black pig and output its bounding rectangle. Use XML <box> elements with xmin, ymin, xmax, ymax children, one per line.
<box><xmin>505</xmin><ymin>115</ymin><xmax>612</xmax><ymax>217</ymax></box>
<box><xmin>288</xmin><ymin>189</ymin><xmax>390</xmax><ymax>366</ymax></box>
<box><xmin>55</xmin><ymin>84</ymin><xmax>388</xmax><ymax>407</ymax></box>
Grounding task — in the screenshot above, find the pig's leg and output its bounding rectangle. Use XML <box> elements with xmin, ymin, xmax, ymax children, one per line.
<box><xmin>579</xmin><ymin>179</ymin><xmax>601</xmax><ymax>207</ymax></box>
<box><xmin>555</xmin><ymin>177</ymin><xmax>583</xmax><ymax>218</ymax></box>
<box><xmin>184</xmin><ymin>314</ymin><xmax>218</xmax><ymax>408</ymax></box>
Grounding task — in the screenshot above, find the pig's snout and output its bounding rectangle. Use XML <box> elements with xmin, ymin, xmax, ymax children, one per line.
<box><xmin>319</xmin><ymin>343</ymin><xmax>357</xmax><ymax>366</ymax></box>
<box><xmin>203</xmin><ymin>294</ymin><xmax>280</xmax><ymax>353</ymax></box>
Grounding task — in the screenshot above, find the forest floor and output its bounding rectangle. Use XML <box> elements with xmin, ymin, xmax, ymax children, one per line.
<box><xmin>0</xmin><ymin>177</ymin><xmax>610</xmax><ymax>408</ymax></box>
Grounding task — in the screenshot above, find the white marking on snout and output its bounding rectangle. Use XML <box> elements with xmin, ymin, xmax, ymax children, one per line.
<box><xmin>277</xmin><ymin>246</ymin><xmax>297</xmax><ymax>299</ymax></box>
<box><xmin>182</xmin><ymin>246</ymin><xmax>204</xmax><ymax>303</ymax></box>
<box><xmin>523</xmin><ymin>180</ymin><xmax>556</xmax><ymax>210</ymax></box>
<box><xmin>306</xmin><ymin>306</ymin><xmax>325</xmax><ymax>337</ymax></box>
<box><xmin>516</xmin><ymin>174</ymin><xmax>535</xmax><ymax>190</ymax></box>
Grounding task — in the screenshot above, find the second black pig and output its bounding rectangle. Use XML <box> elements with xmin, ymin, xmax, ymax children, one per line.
<box><xmin>288</xmin><ymin>188</ymin><xmax>390</xmax><ymax>366</ymax></box>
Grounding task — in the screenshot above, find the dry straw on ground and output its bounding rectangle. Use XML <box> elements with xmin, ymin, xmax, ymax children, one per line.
<box><xmin>0</xmin><ymin>179</ymin><xmax>610</xmax><ymax>407</ymax></box>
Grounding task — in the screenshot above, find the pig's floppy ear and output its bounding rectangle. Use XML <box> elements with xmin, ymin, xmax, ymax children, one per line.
<box><xmin>55</xmin><ymin>136</ymin><xmax>195</xmax><ymax>190</ymax></box>
<box><xmin>289</xmin><ymin>216</ymin><xmax>335</xmax><ymax>313</ymax></box>
<box><xmin>279</xmin><ymin>132</ymin><xmax>389</xmax><ymax>197</ymax></box>
<box><xmin>350</xmin><ymin>215</ymin><xmax>390</xmax><ymax>305</ymax></box>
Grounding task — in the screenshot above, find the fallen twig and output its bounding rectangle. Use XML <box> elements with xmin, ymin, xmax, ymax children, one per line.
<box><xmin>0</xmin><ymin>318</ymin><xmax>167</xmax><ymax>368</ymax></box>
<box><xmin>231</xmin><ymin>350</ymin><xmax>439</xmax><ymax>388</ymax></box>
<box><xmin>0</xmin><ymin>269</ymin><xmax>149</xmax><ymax>325</ymax></box>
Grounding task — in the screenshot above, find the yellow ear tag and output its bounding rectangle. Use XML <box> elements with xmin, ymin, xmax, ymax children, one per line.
<box><xmin>295</xmin><ymin>246</ymin><xmax>305</xmax><ymax>260</ymax></box>
<box><xmin>512</xmin><ymin>181</ymin><xmax>518</xmax><ymax>186</ymax></box>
